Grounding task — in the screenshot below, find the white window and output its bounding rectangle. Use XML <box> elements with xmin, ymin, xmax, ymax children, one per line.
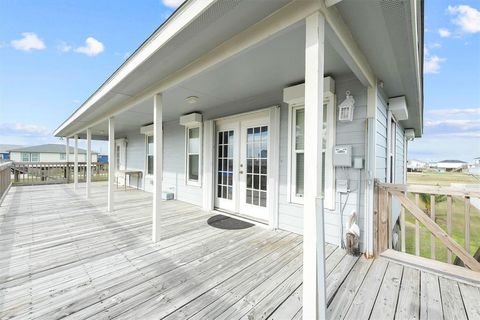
<box><xmin>21</xmin><ymin>153</ymin><xmax>30</xmax><ymax>162</ymax></box>
<box><xmin>60</xmin><ymin>153</ymin><xmax>66</xmax><ymax>161</ymax></box>
<box><xmin>31</xmin><ymin>153</ymin><xmax>40</xmax><ymax>162</ymax></box>
<box><xmin>186</xmin><ymin>126</ymin><xmax>201</xmax><ymax>186</ymax></box>
<box><xmin>288</xmin><ymin>94</ymin><xmax>336</xmax><ymax>209</ymax></box>
<box><xmin>147</xmin><ymin>135</ymin><xmax>154</xmax><ymax>175</ymax></box>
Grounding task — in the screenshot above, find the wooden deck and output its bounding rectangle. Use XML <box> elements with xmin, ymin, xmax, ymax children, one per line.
<box><xmin>0</xmin><ymin>182</ymin><xmax>479</xmax><ymax>319</ymax></box>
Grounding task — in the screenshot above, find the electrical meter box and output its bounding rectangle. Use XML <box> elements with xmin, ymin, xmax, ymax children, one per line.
<box><xmin>333</xmin><ymin>145</ymin><xmax>352</xmax><ymax>167</ymax></box>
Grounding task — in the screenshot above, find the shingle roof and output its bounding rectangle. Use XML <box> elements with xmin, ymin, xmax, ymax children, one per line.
<box><xmin>437</xmin><ymin>160</ymin><xmax>467</xmax><ymax>164</ymax></box>
<box><xmin>8</xmin><ymin>144</ymin><xmax>98</xmax><ymax>154</ymax></box>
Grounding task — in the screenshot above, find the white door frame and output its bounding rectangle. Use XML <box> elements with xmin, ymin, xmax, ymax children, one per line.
<box><xmin>207</xmin><ymin>106</ymin><xmax>280</xmax><ymax>228</ymax></box>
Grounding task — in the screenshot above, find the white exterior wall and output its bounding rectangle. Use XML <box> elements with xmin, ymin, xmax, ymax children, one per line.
<box><xmin>375</xmin><ymin>93</ymin><xmax>388</xmax><ymax>182</ymax></box>
<box><xmin>10</xmin><ymin>152</ymin><xmax>97</xmax><ymax>162</ymax></box>
<box><xmin>277</xmin><ymin>75</ymin><xmax>368</xmax><ymax>247</ymax></box>
<box><xmin>120</xmin><ymin>75</ymin><xmax>408</xmax><ymax>252</ymax></box>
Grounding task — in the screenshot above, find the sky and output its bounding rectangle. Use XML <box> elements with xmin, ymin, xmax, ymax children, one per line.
<box><xmin>0</xmin><ymin>0</ymin><xmax>479</xmax><ymax>160</ymax></box>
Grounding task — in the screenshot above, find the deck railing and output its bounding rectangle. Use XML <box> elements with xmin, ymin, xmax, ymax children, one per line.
<box><xmin>375</xmin><ymin>180</ymin><xmax>480</xmax><ymax>272</ymax></box>
<box><xmin>11</xmin><ymin>162</ymin><xmax>108</xmax><ymax>185</ymax></box>
<box><xmin>0</xmin><ymin>161</ymin><xmax>12</xmax><ymax>202</ymax></box>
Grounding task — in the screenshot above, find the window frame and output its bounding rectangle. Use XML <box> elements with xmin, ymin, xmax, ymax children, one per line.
<box><xmin>185</xmin><ymin>125</ymin><xmax>202</xmax><ymax>187</ymax></box>
<box><xmin>287</xmin><ymin>92</ymin><xmax>336</xmax><ymax>210</ymax></box>
<box><xmin>31</xmin><ymin>153</ymin><xmax>40</xmax><ymax>162</ymax></box>
<box><xmin>21</xmin><ymin>152</ymin><xmax>30</xmax><ymax>162</ymax></box>
<box><xmin>145</xmin><ymin>134</ymin><xmax>154</xmax><ymax>176</ymax></box>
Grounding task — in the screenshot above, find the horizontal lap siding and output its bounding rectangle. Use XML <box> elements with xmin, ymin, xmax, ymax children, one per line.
<box><xmin>375</xmin><ymin>93</ymin><xmax>388</xmax><ymax>182</ymax></box>
<box><xmin>395</xmin><ymin>123</ymin><xmax>405</xmax><ymax>184</ymax></box>
<box><xmin>277</xmin><ymin>75</ymin><xmax>368</xmax><ymax>250</ymax></box>
<box><xmin>123</xmin><ymin>122</ymin><xmax>203</xmax><ymax>206</ymax></box>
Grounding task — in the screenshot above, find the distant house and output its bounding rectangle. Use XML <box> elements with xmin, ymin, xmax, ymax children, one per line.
<box><xmin>9</xmin><ymin>144</ymin><xmax>98</xmax><ymax>163</ymax></box>
<box><xmin>435</xmin><ymin>160</ymin><xmax>467</xmax><ymax>172</ymax></box>
<box><xmin>407</xmin><ymin>159</ymin><xmax>427</xmax><ymax>172</ymax></box>
<box><xmin>0</xmin><ymin>144</ymin><xmax>24</xmax><ymax>161</ymax></box>
<box><xmin>473</xmin><ymin>157</ymin><xmax>480</xmax><ymax>166</ymax></box>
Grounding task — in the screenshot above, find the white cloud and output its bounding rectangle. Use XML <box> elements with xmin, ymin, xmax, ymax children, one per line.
<box><xmin>448</xmin><ymin>5</ymin><xmax>480</xmax><ymax>34</ymax></box>
<box><xmin>162</xmin><ymin>0</ymin><xmax>184</xmax><ymax>9</ymax></box>
<box><xmin>424</xmin><ymin>55</ymin><xmax>446</xmax><ymax>74</ymax></box>
<box><xmin>74</xmin><ymin>37</ymin><xmax>104</xmax><ymax>56</ymax></box>
<box><xmin>425</xmin><ymin>119</ymin><xmax>480</xmax><ymax>130</ymax></box>
<box><xmin>11</xmin><ymin>32</ymin><xmax>46</xmax><ymax>51</ymax></box>
<box><xmin>438</xmin><ymin>28</ymin><xmax>451</xmax><ymax>37</ymax></box>
<box><xmin>429</xmin><ymin>108</ymin><xmax>480</xmax><ymax>116</ymax></box>
<box><xmin>0</xmin><ymin>123</ymin><xmax>50</xmax><ymax>137</ymax></box>
<box><xmin>57</xmin><ymin>41</ymin><xmax>72</xmax><ymax>53</ymax></box>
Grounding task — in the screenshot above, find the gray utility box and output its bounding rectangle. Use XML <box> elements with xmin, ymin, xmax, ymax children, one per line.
<box><xmin>333</xmin><ymin>145</ymin><xmax>352</xmax><ymax>167</ymax></box>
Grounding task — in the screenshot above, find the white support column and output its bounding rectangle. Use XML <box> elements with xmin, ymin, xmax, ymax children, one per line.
<box><xmin>303</xmin><ymin>11</ymin><xmax>327</xmax><ymax>320</ymax></box>
<box><xmin>65</xmin><ymin>137</ymin><xmax>70</xmax><ymax>183</ymax></box>
<box><xmin>152</xmin><ymin>93</ymin><xmax>163</xmax><ymax>243</ymax></box>
<box><xmin>108</xmin><ymin>118</ymin><xmax>115</xmax><ymax>212</ymax></box>
<box><xmin>86</xmin><ymin>128</ymin><xmax>92</xmax><ymax>199</ymax></box>
<box><xmin>74</xmin><ymin>134</ymin><xmax>79</xmax><ymax>191</ymax></box>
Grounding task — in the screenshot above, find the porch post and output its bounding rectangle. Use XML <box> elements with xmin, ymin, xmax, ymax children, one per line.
<box><xmin>86</xmin><ymin>128</ymin><xmax>92</xmax><ymax>199</ymax></box>
<box><xmin>303</xmin><ymin>11</ymin><xmax>327</xmax><ymax>320</ymax></box>
<box><xmin>74</xmin><ymin>134</ymin><xmax>79</xmax><ymax>191</ymax></box>
<box><xmin>152</xmin><ymin>93</ymin><xmax>163</xmax><ymax>242</ymax></box>
<box><xmin>108</xmin><ymin>117</ymin><xmax>115</xmax><ymax>212</ymax></box>
<box><xmin>65</xmin><ymin>137</ymin><xmax>70</xmax><ymax>182</ymax></box>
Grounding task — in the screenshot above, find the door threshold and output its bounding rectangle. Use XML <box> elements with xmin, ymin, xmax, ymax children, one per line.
<box><xmin>212</xmin><ymin>209</ymin><xmax>270</xmax><ymax>229</ymax></box>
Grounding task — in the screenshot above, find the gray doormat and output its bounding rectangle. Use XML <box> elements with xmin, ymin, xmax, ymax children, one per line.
<box><xmin>207</xmin><ymin>214</ymin><xmax>254</xmax><ymax>230</ymax></box>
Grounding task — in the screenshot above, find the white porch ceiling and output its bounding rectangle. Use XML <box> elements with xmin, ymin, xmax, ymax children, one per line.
<box><xmin>83</xmin><ymin>21</ymin><xmax>351</xmax><ymax>139</ymax></box>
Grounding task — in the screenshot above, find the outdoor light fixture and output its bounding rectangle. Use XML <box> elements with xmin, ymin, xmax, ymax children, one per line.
<box><xmin>185</xmin><ymin>96</ymin><xmax>199</xmax><ymax>104</ymax></box>
<box><xmin>338</xmin><ymin>90</ymin><xmax>355</xmax><ymax>122</ymax></box>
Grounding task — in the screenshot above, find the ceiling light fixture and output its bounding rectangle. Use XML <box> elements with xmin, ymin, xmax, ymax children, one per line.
<box><xmin>185</xmin><ymin>96</ymin><xmax>199</xmax><ymax>104</ymax></box>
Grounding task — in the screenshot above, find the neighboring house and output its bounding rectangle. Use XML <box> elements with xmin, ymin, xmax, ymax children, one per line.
<box><xmin>53</xmin><ymin>1</ymin><xmax>423</xmax><ymax>316</ymax></box>
<box><xmin>0</xmin><ymin>144</ymin><xmax>24</xmax><ymax>161</ymax></box>
<box><xmin>9</xmin><ymin>144</ymin><xmax>98</xmax><ymax>163</ymax></box>
<box><xmin>472</xmin><ymin>157</ymin><xmax>480</xmax><ymax>166</ymax></box>
<box><xmin>97</xmin><ymin>154</ymin><xmax>108</xmax><ymax>163</ymax></box>
<box><xmin>435</xmin><ymin>160</ymin><xmax>467</xmax><ymax>172</ymax></box>
<box><xmin>407</xmin><ymin>159</ymin><xmax>427</xmax><ymax>172</ymax></box>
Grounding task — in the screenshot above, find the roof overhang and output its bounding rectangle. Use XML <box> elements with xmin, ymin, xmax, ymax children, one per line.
<box><xmin>55</xmin><ymin>0</ymin><xmax>424</xmax><ymax>138</ymax></box>
<box><xmin>336</xmin><ymin>0</ymin><xmax>424</xmax><ymax>136</ymax></box>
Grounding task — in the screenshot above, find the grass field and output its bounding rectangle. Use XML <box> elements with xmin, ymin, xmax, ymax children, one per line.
<box><xmin>404</xmin><ymin>171</ymin><xmax>480</xmax><ymax>263</ymax></box>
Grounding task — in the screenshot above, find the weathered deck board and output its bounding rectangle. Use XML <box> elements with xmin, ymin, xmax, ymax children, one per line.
<box><xmin>0</xmin><ymin>182</ymin><xmax>477</xmax><ymax>320</ymax></box>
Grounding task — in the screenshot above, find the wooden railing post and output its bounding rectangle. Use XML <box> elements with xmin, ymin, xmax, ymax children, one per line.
<box><xmin>447</xmin><ymin>195</ymin><xmax>452</xmax><ymax>263</ymax></box>
<box><xmin>430</xmin><ymin>195</ymin><xmax>436</xmax><ymax>260</ymax></box>
<box><xmin>415</xmin><ymin>193</ymin><xmax>420</xmax><ymax>256</ymax></box>
<box><xmin>465</xmin><ymin>196</ymin><xmax>470</xmax><ymax>254</ymax></box>
<box><xmin>400</xmin><ymin>191</ymin><xmax>406</xmax><ymax>253</ymax></box>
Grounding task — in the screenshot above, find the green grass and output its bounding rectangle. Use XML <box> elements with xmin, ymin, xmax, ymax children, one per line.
<box><xmin>403</xmin><ymin>172</ymin><xmax>480</xmax><ymax>263</ymax></box>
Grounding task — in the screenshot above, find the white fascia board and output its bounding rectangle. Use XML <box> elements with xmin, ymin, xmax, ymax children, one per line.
<box><xmin>54</xmin><ymin>0</ymin><xmax>216</xmax><ymax>137</ymax></box>
<box><xmin>59</xmin><ymin>0</ymin><xmax>323</xmax><ymax>138</ymax></box>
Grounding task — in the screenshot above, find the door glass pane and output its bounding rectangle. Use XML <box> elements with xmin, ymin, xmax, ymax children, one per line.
<box><xmin>217</xmin><ymin>130</ymin><xmax>234</xmax><ymax>200</ymax></box>
<box><xmin>246</xmin><ymin>125</ymin><xmax>268</xmax><ymax>207</ymax></box>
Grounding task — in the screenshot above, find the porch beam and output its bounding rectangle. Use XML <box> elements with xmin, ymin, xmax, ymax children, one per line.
<box><xmin>63</xmin><ymin>0</ymin><xmax>324</xmax><ymax>138</ymax></box>
<box><xmin>152</xmin><ymin>93</ymin><xmax>163</xmax><ymax>243</ymax></box>
<box><xmin>303</xmin><ymin>11</ymin><xmax>327</xmax><ymax>320</ymax></box>
<box><xmin>86</xmin><ymin>128</ymin><xmax>92</xmax><ymax>199</ymax></box>
<box><xmin>322</xmin><ymin>3</ymin><xmax>375</xmax><ymax>87</ymax></box>
<box><xmin>74</xmin><ymin>134</ymin><xmax>79</xmax><ymax>191</ymax></box>
<box><xmin>108</xmin><ymin>117</ymin><xmax>115</xmax><ymax>212</ymax></box>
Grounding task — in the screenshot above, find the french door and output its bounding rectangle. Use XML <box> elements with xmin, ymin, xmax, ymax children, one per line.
<box><xmin>214</xmin><ymin>112</ymin><xmax>270</xmax><ymax>221</ymax></box>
